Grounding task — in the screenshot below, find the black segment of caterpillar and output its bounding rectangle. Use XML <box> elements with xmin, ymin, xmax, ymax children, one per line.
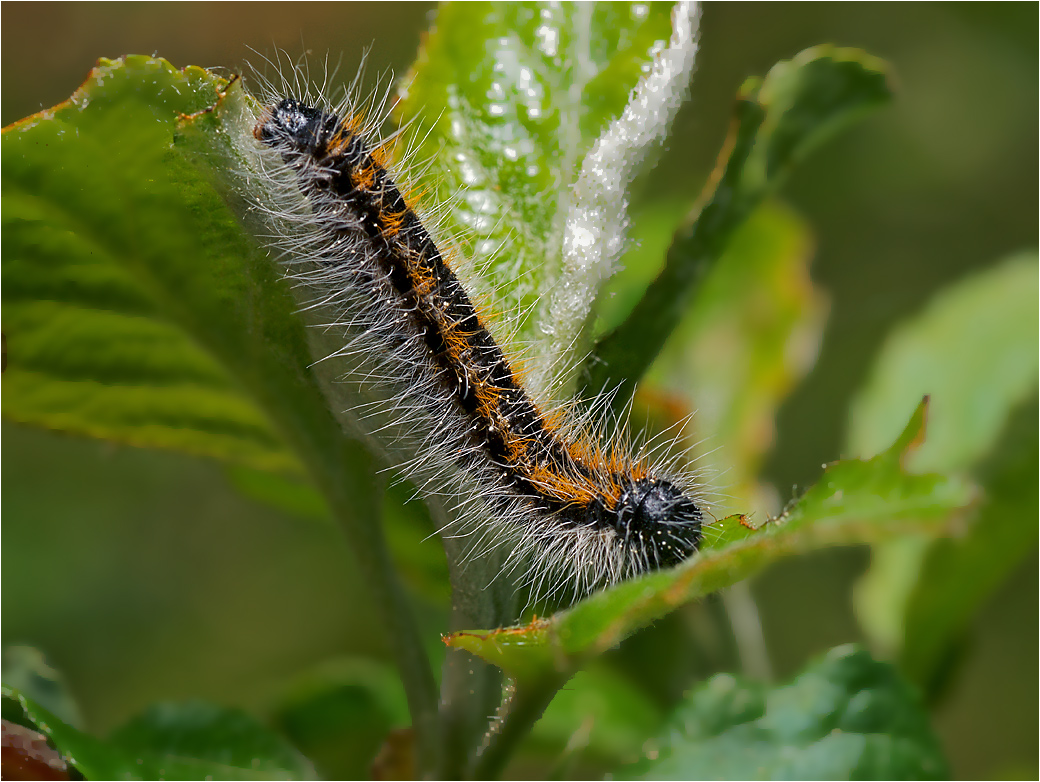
<box><xmin>253</xmin><ymin>97</ymin><xmax>703</xmax><ymax>594</ymax></box>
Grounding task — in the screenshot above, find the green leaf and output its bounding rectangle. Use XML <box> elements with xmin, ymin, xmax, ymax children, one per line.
<box><xmin>1</xmin><ymin>646</ymin><xmax>83</xmax><ymax>730</ymax></box>
<box><xmin>583</xmin><ymin>45</ymin><xmax>892</xmax><ymax>401</ymax></box>
<box><xmin>898</xmin><ymin>397</ymin><xmax>1037</xmax><ymax>692</ymax></box>
<box><xmin>624</xmin><ymin>645</ymin><xmax>948</xmax><ymax>780</ymax></box>
<box><xmin>850</xmin><ymin>253</ymin><xmax>1039</xmax><ymax>687</ymax></box>
<box><xmin>271</xmin><ymin>658</ymin><xmax>409</xmax><ymax>781</ymax></box>
<box><xmin>2</xmin><ymin>57</ymin><xmax>300</xmax><ymax>474</ymax></box>
<box><xmin>847</xmin><ymin>252</ymin><xmax>1039</xmax><ymax>472</ymax></box>
<box><xmin>447</xmin><ymin>400</ymin><xmax>972</xmax><ymax>679</ymax></box>
<box><xmin>110</xmin><ymin>701</ymin><xmax>315</xmax><ymax>780</ymax></box>
<box><xmin>3</xmin><ymin>687</ymin><xmax>314</xmax><ymax>780</ymax></box>
<box><xmin>397</xmin><ymin>1</ymin><xmax>683</xmax><ymax>362</ymax></box>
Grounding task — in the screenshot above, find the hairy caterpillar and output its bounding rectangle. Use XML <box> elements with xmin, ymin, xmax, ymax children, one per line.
<box><xmin>241</xmin><ymin>9</ymin><xmax>708</xmax><ymax>607</ymax></box>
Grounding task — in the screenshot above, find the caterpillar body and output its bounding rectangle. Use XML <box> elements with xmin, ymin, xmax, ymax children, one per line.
<box><xmin>247</xmin><ymin>66</ymin><xmax>705</xmax><ymax>606</ymax></box>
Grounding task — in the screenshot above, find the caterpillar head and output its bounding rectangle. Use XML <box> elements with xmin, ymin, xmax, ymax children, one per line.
<box><xmin>254</xmin><ymin>98</ymin><xmax>339</xmax><ymax>154</ymax></box>
<box><xmin>612</xmin><ymin>477</ymin><xmax>702</xmax><ymax>569</ymax></box>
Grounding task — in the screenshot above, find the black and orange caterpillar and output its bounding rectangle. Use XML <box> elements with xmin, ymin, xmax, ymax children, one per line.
<box><xmin>253</xmin><ymin>96</ymin><xmax>703</xmax><ymax>602</ymax></box>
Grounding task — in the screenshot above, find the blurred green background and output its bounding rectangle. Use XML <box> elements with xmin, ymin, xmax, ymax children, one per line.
<box><xmin>2</xmin><ymin>2</ymin><xmax>1036</xmax><ymax>779</ymax></box>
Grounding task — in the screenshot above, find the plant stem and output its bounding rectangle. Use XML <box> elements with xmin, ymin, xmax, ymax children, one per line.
<box><xmin>232</xmin><ymin>277</ymin><xmax>443</xmax><ymax>774</ymax></box>
<box><xmin>305</xmin><ymin>438</ymin><xmax>442</xmax><ymax>777</ymax></box>
<box><xmin>471</xmin><ymin>674</ymin><xmax>569</xmax><ymax>780</ymax></box>
<box><xmin>723</xmin><ymin>580</ymin><xmax>773</xmax><ymax>680</ymax></box>
<box><xmin>435</xmin><ymin>530</ymin><xmax>518</xmax><ymax>779</ymax></box>
<box><xmin>248</xmin><ymin>339</ymin><xmax>442</xmax><ymax>775</ymax></box>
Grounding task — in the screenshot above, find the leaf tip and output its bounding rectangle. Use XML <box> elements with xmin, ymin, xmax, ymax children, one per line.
<box><xmin>890</xmin><ymin>395</ymin><xmax>930</xmax><ymax>459</ymax></box>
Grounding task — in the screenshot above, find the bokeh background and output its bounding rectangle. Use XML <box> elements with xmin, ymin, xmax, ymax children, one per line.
<box><xmin>2</xmin><ymin>2</ymin><xmax>1037</xmax><ymax>779</ymax></box>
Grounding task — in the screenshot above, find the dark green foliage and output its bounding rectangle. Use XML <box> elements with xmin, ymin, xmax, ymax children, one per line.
<box><xmin>626</xmin><ymin>646</ymin><xmax>947</xmax><ymax>780</ymax></box>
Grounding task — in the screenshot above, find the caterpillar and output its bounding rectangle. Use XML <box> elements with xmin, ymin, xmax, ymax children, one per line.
<box><xmin>242</xmin><ymin>16</ymin><xmax>707</xmax><ymax>608</ymax></box>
